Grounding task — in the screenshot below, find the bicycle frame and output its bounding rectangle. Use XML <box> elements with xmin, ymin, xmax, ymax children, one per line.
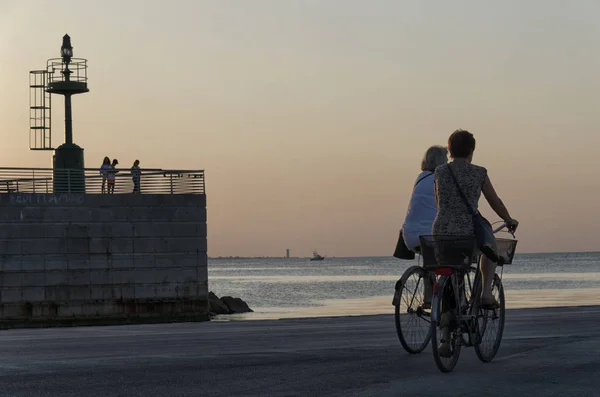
<box><xmin>420</xmin><ymin>221</ymin><xmax>516</xmax><ymax>371</ymax></box>
<box><xmin>430</xmin><ymin>222</ymin><xmax>508</xmax><ymax>340</ymax></box>
<box><xmin>431</xmin><ymin>261</ymin><xmax>484</xmax><ymax>346</ymax></box>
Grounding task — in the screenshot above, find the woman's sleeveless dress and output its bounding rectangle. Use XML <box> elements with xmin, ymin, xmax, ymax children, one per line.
<box><xmin>432</xmin><ymin>162</ymin><xmax>487</xmax><ymax>236</ymax></box>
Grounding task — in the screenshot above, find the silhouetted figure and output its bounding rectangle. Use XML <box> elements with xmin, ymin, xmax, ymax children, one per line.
<box><xmin>107</xmin><ymin>159</ymin><xmax>119</xmax><ymax>194</ymax></box>
<box><xmin>100</xmin><ymin>156</ymin><xmax>111</xmax><ymax>194</ymax></box>
<box><xmin>131</xmin><ymin>159</ymin><xmax>141</xmax><ymax>194</ymax></box>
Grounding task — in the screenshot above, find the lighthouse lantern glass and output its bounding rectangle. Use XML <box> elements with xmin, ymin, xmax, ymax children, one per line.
<box><xmin>61</xmin><ymin>35</ymin><xmax>73</xmax><ymax>63</ymax></box>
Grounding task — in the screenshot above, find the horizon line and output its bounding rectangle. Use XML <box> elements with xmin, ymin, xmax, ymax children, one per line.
<box><xmin>208</xmin><ymin>250</ymin><xmax>600</xmax><ymax>259</ymax></box>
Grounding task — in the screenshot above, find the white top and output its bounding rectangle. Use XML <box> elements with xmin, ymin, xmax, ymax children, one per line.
<box><xmin>402</xmin><ymin>171</ymin><xmax>437</xmax><ymax>251</ymax></box>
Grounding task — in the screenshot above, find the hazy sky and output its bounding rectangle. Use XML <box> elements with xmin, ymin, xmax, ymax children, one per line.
<box><xmin>1</xmin><ymin>0</ymin><xmax>599</xmax><ymax>256</ymax></box>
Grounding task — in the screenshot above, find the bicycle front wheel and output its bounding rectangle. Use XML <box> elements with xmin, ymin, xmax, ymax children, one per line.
<box><xmin>431</xmin><ymin>275</ymin><xmax>462</xmax><ymax>373</ymax></box>
<box><xmin>394</xmin><ymin>266</ymin><xmax>432</xmax><ymax>354</ymax></box>
<box><xmin>474</xmin><ymin>273</ymin><xmax>506</xmax><ymax>362</ymax></box>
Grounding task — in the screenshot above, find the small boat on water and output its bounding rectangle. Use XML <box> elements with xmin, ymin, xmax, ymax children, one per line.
<box><xmin>310</xmin><ymin>251</ymin><xmax>325</xmax><ymax>261</ymax></box>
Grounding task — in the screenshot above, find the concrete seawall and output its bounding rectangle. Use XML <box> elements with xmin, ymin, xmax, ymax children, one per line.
<box><xmin>0</xmin><ymin>193</ymin><xmax>208</xmax><ymax>328</ymax></box>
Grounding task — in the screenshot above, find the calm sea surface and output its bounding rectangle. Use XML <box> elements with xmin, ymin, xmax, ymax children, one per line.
<box><xmin>208</xmin><ymin>252</ymin><xmax>600</xmax><ymax>320</ymax></box>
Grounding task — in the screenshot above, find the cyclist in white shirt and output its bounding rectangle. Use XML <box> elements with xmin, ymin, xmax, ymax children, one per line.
<box><xmin>402</xmin><ymin>145</ymin><xmax>448</xmax><ymax>251</ymax></box>
<box><xmin>400</xmin><ymin>145</ymin><xmax>448</xmax><ymax>308</ymax></box>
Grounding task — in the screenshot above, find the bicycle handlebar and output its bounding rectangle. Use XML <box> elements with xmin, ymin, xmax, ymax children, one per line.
<box><xmin>493</xmin><ymin>223</ymin><xmax>506</xmax><ymax>233</ymax></box>
<box><xmin>493</xmin><ymin>222</ymin><xmax>515</xmax><ymax>238</ymax></box>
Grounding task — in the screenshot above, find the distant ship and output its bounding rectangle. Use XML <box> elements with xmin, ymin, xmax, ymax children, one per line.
<box><xmin>310</xmin><ymin>251</ymin><xmax>325</xmax><ymax>261</ymax></box>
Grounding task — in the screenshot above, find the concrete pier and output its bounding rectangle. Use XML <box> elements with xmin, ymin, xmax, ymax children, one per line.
<box><xmin>0</xmin><ymin>193</ymin><xmax>208</xmax><ymax>327</ymax></box>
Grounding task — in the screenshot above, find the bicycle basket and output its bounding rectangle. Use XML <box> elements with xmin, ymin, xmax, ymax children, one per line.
<box><xmin>496</xmin><ymin>238</ymin><xmax>518</xmax><ymax>265</ymax></box>
<box><xmin>418</xmin><ymin>235</ymin><xmax>477</xmax><ymax>271</ymax></box>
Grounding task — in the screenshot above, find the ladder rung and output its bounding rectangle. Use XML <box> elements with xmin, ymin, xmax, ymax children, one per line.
<box><xmin>30</xmin><ymin>85</ymin><xmax>47</xmax><ymax>88</ymax></box>
<box><xmin>30</xmin><ymin>127</ymin><xmax>50</xmax><ymax>130</ymax></box>
<box><xmin>30</xmin><ymin>106</ymin><xmax>50</xmax><ymax>110</ymax></box>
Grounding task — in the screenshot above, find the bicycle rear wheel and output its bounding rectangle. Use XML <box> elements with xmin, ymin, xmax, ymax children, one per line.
<box><xmin>474</xmin><ymin>273</ymin><xmax>506</xmax><ymax>362</ymax></box>
<box><xmin>394</xmin><ymin>266</ymin><xmax>432</xmax><ymax>354</ymax></box>
<box><xmin>431</xmin><ymin>275</ymin><xmax>462</xmax><ymax>372</ymax></box>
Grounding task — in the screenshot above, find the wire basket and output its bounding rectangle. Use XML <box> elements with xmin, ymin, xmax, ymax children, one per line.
<box><xmin>418</xmin><ymin>235</ymin><xmax>477</xmax><ymax>271</ymax></box>
<box><xmin>495</xmin><ymin>238</ymin><xmax>518</xmax><ymax>265</ymax></box>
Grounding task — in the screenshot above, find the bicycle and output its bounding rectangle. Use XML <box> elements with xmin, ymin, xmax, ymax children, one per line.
<box><xmin>419</xmin><ymin>222</ymin><xmax>517</xmax><ymax>372</ymax></box>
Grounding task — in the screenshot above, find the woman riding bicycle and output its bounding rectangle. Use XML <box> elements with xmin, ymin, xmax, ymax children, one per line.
<box><xmin>400</xmin><ymin>145</ymin><xmax>448</xmax><ymax>308</ymax></box>
<box><xmin>432</xmin><ymin>129</ymin><xmax>518</xmax><ymax>356</ymax></box>
<box><xmin>402</xmin><ymin>145</ymin><xmax>448</xmax><ymax>252</ymax></box>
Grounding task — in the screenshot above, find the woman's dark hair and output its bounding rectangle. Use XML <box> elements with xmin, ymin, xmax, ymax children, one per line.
<box><xmin>103</xmin><ymin>156</ymin><xmax>110</xmax><ymax>165</ymax></box>
<box><xmin>448</xmin><ymin>129</ymin><xmax>476</xmax><ymax>158</ymax></box>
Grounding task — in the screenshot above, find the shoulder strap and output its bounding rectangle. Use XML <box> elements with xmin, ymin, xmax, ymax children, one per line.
<box><xmin>413</xmin><ymin>172</ymin><xmax>433</xmax><ymax>188</ymax></box>
<box><xmin>446</xmin><ymin>164</ymin><xmax>477</xmax><ymax>216</ymax></box>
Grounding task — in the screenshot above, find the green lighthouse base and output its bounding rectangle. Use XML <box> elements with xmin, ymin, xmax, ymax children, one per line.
<box><xmin>53</xmin><ymin>143</ymin><xmax>85</xmax><ymax>193</ymax></box>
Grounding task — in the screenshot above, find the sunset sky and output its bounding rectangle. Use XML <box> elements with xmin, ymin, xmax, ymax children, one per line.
<box><xmin>1</xmin><ymin>0</ymin><xmax>599</xmax><ymax>256</ymax></box>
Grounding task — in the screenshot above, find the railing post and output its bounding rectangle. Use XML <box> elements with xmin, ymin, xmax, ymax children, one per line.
<box><xmin>32</xmin><ymin>170</ymin><xmax>36</xmax><ymax>194</ymax></box>
<box><xmin>170</xmin><ymin>174</ymin><xmax>174</xmax><ymax>194</ymax></box>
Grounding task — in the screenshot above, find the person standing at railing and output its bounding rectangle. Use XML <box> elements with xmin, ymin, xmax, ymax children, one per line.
<box><xmin>131</xmin><ymin>159</ymin><xmax>141</xmax><ymax>194</ymax></box>
<box><xmin>100</xmin><ymin>157</ymin><xmax>111</xmax><ymax>194</ymax></box>
<box><xmin>107</xmin><ymin>159</ymin><xmax>119</xmax><ymax>194</ymax></box>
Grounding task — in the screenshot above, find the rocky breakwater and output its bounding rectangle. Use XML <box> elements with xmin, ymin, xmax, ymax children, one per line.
<box><xmin>208</xmin><ymin>291</ymin><xmax>253</xmax><ymax>317</ymax></box>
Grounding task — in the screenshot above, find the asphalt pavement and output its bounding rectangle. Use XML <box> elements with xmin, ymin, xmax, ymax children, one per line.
<box><xmin>0</xmin><ymin>305</ymin><xmax>598</xmax><ymax>397</ymax></box>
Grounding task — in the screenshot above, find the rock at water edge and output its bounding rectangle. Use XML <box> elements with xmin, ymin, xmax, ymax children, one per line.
<box><xmin>221</xmin><ymin>296</ymin><xmax>253</xmax><ymax>314</ymax></box>
<box><xmin>209</xmin><ymin>291</ymin><xmax>231</xmax><ymax>315</ymax></box>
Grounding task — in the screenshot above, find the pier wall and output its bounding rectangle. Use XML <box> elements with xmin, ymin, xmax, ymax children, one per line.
<box><xmin>0</xmin><ymin>193</ymin><xmax>208</xmax><ymax>328</ymax></box>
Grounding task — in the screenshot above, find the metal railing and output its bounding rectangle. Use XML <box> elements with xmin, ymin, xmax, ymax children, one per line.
<box><xmin>0</xmin><ymin>167</ymin><xmax>205</xmax><ymax>195</ymax></box>
<box><xmin>46</xmin><ymin>58</ymin><xmax>88</xmax><ymax>85</ymax></box>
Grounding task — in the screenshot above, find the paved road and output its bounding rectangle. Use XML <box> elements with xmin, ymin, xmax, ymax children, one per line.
<box><xmin>0</xmin><ymin>306</ymin><xmax>599</xmax><ymax>397</ymax></box>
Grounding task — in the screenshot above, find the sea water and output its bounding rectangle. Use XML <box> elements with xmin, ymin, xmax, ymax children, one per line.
<box><xmin>208</xmin><ymin>252</ymin><xmax>600</xmax><ymax>320</ymax></box>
